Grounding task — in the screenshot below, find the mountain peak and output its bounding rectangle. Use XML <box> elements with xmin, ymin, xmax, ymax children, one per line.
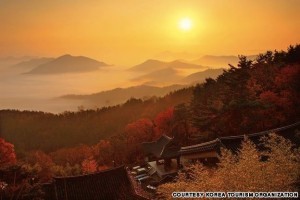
<box><xmin>26</xmin><ymin>55</ymin><xmax>109</xmax><ymax>74</ymax></box>
<box><xmin>145</xmin><ymin>59</ymin><xmax>161</xmax><ymax>63</ymax></box>
<box><xmin>60</xmin><ymin>54</ymin><xmax>72</xmax><ymax>58</ymax></box>
<box><xmin>130</xmin><ymin>59</ymin><xmax>204</xmax><ymax>73</ymax></box>
<box><xmin>142</xmin><ymin>59</ymin><xmax>166</xmax><ymax>65</ymax></box>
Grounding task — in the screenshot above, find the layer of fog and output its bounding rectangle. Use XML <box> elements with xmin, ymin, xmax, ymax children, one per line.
<box><xmin>0</xmin><ymin>55</ymin><xmax>226</xmax><ymax>113</ymax></box>
<box><xmin>0</xmin><ymin>63</ymin><xmax>140</xmax><ymax>113</ymax></box>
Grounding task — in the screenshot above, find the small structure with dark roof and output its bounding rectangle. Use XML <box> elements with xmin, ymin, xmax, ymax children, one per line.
<box><xmin>142</xmin><ymin>135</ymin><xmax>179</xmax><ymax>159</ymax></box>
<box><xmin>43</xmin><ymin>166</ymin><xmax>147</xmax><ymax>200</ymax></box>
<box><xmin>141</xmin><ymin>135</ymin><xmax>181</xmax><ymax>181</ymax></box>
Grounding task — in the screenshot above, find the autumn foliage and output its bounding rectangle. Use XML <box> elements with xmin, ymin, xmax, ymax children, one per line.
<box><xmin>0</xmin><ymin>138</ymin><xmax>16</xmax><ymax>166</ymax></box>
<box><xmin>154</xmin><ymin>107</ymin><xmax>174</xmax><ymax>138</ymax></box>
<box><xmin>158</xmin><ymin>134</ymin><xmax>300</xmax><ymax>199</ymax></box>
<box><xmin>191</xmin><ymin>45</ymin><xmax>300</xmax><ymax>140</ymax></box>
<box><xmin>0</xmin><ymin>45</ymin><xmax>299</xmax><ymax>198</ymax></box>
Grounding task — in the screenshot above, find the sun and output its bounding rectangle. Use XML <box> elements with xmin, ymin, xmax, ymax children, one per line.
<box><xmin>179</xmin><ymin>17</ymin><xmax>192</xmax><ymax>31</ymax></box>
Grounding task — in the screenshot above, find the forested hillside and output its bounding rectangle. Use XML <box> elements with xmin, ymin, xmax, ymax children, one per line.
<box><xmin>190</xmin><ymin>45</ymin><xmax>300</xmax><ymax>140</ymax></box>
<box><xmin>1</xmin><ymin>45</ymin><xmax>299</xmax><ymax>156</ymax></box>
<box><xmin>0</xmin><ymin>87</ymin><xmax>193</xmax><ymax>153</ymax></box>
<box><xmin>0</xmin><ymin>45</ymin><xmax>299</xmax><ymax>199</ymax></box>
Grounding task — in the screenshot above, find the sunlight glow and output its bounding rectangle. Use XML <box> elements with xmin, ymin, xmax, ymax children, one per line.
<box><xmin>179</xmin><ymin>17</ymin><xmax>192</xmax><ymax>31</ymax></box>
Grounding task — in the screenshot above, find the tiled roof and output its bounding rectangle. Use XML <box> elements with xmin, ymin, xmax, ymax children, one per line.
<box><xmin>43</xmin><ymin>166</ymin><xmax>147</xmax><ymax>200</ymax></box>
<box><xmin>142</xmin><ymin>135</ymin><xmax>180</xmax><ymax>158</ymax></box>
<box><xmin>180</xmin><ymin>122</ymin><xmax>300</xmax><ymax>155</ymax></box>
<box><xmin>219</xmin><ymin>121</ymin><xmax>300</xmax><ymax>151</ymax></box>
<box><xmin>219</xmin><ymin>122</ymin><xmax>300</xmax><ymax>140</ymax></box>
<box><xmin>179</xmin><ymin>139</ymin><xmax>220</xmax><ymax>155</ymax></box>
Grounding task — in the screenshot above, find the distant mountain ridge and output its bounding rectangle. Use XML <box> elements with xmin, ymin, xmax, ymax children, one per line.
<box><xmin>0</xmin><ymin>56</ymin><xmax>36</xmax><ymax>68</ymax></box>
<box><xmin>182</xmin><ymin>68</ymin><xmax>224</xmax><ymax>84</ymax></box>
<box><xmin>131</xmin><ymin>67</ymin><xmax>182</xmax><ymax>84</ymax></box>
<box><xmin>193</xmin><ymin>55</ymin><xmax>257</xmax><ymax>68</ymax></box>
<box><xmin>129</xmin><ymin>59</ymin><xmax>206</xmax><ymax>85</ymax></box>
<box><xmin>61</xmin><ymin>67</ymin><xmax>224</xmax><ymax>108</ymax></box>
<box><xmin>61</xmin><ymin>84</ymin><xmax>186</xmax><ymax>107</ymax></box>
<box><xmin>26</xmin><ymin>54</ymin><xmax>109</xmax><ymax>74</ymax></box>
<box><xmin>12</xmin><ymin>57</ymin><xmax>54</xmax><ymax>70</ymax></box>
<box><xmin>130</xmin><ymin>59</ymin><xmax>205</xmax><ymax>73</ymax></box>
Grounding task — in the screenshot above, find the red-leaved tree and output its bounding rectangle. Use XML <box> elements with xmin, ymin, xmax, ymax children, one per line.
<box><xmin>154</xmin><ymin>107</ymin><xmax>174</xmax><ymax>139</ymax></box>
<box><xmin>0</xmin><ymin>138</ymin><xmax>17</xmax><ymax>166</ymax></box>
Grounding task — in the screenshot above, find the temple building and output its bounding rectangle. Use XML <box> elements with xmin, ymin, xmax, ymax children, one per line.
<box><xmin>43</xmin><ymin>166</ymin><xmax>147</xmax><ymax>200</ymax></box>
<box><xmin>141</xmin><ymin>122</ymin><xmax>300</xmax><ymax>182</ymax></box>
<box><xmin>43</xmin><ymin>122</ymin><xmax>300</xmax><ymax>198</ymax></box>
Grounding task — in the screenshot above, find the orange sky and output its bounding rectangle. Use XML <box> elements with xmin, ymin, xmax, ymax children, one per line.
<box><xmin>0</xmin><ymin>0</ymin><xmax>299</xmax><ymax>65</ymax></box>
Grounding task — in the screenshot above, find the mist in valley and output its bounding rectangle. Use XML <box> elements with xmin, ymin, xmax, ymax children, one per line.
<box><xmin>0</xmin><ymin>54</ymin><xmax>243</xmax><ymax>113</ymax></box>
<box><xmin>0</xmin><ymin>60</ymin><xmax>137</xmax><ymax>113</ymax></box>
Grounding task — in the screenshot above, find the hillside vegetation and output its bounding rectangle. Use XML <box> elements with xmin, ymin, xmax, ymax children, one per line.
<box><xmin>0</xmin><ymin>45</ymin><xmax>299</xmax><ymax>199</ymax></box>
<box><xmin>1</xmin><ymin>45</ymin><xmax>300</xmax><ymax>154</ymax></box>
<box><xmin>0</xmin><ymin>87</ymin><xmax>193</xmax><ymax>153</ymax></box>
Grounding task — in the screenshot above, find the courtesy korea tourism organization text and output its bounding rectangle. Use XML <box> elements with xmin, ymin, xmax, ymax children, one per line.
<box><xmin>171</xmin><ymin>192</ymin><xmax>298</xmax><ymax>198</ymax></box>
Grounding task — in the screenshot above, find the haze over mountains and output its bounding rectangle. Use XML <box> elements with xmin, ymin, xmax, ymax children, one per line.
<box><xmin>60</xmin><ymin>67</ymin><xmax>225</xmax><ymax>108</ymax></box>
<box><xmin>192</xmin><ymin>55</ymin><xmax>257</xmax><ymax>67</ymax></box>
<box><xmin>13</xmin><ymin>57</ymin><xmax>55</xmax><ymax>71</ymax></box>
<box><xmin>129</xmin><ymin>59</ymin><xmax>208</xmax><ymax>85</ymax></box>
<box><xmin>130</xmin><ymin>59</ymin><xmax>205</xmax><ymax>73</ymax></box>
<box><xmin>132</xmin><ymin>67</ymin><xmax>182</xmax><ymax>85</ymax></box>
<box><xmin>0</xmin><ymin>56</ymin><xmax>36</xmax><ymax>68</ymax></box>
<box><xmin>61</xmin><ymin>85</ymin><xmax>185</xmax><ymax>107</ymax></box>
<box><xmin>0</xmin><ymin>53</ymin><xmax>253</xmax><ymax>113</ymax></box>
<box><xmin>153</xmin><ymin>51</ymin><xmax>198</xmax><ymax>62</ymax></box>
<box><xmin>152</xmin><ymin>52</ymin><xmax>258</xmax><ymax>68</ymax></box>
<box><xmin>182</xmin><ymin>68</ymin><xmax>224</xmax><ymax>84</ymax></box>
<box><xmin>26</xmin><ymin>54</ymin><xmax>109</xmax><ymax>74</ymax></box>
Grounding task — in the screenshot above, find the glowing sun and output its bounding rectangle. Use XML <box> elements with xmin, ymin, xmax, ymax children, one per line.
<box><xmin>179</xmin><ymin>17</ymin><xmax>192</xmax><ymax>31</ymax></box>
